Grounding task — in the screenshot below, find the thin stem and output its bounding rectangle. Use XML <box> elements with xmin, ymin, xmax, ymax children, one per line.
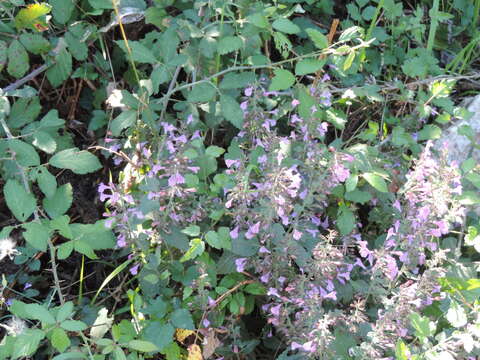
<box><xmin>3</xmin><ymin>64</ymin><xmax>51</xmax><ymax>93</ymax></box>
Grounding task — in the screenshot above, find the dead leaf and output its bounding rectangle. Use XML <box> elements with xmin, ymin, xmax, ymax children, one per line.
<box><xmin>188</xmin><ymin>344</ymin><xmax>203</xmax><ymax>360</ymax></box>
<box><xmin>202</xmin><ymin>329</ymin><xmax>222</xmax><ymax>359</ymax></box>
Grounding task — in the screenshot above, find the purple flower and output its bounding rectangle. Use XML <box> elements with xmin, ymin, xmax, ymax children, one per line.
<box><xmin>333</xmin><ymin>163</ymin><xmax>350</xmax><ymax>183</ymax></box>
<box><xmin>292</xmin><ymin>229</ymin><xmax>302</xmax><ymax>240</ymax></box>
<box><xmin>187</xmin><ymin>114</ymin><xmax>194</xmax><ymax>124</ymax></box>
<box><xmin>270</xmin><ymin>304</ymin><xmax>281</xmax><ymax>317</ymax></box>
<box><xmin>291</xmin><ymin>99</ymin><xmax>300</xmax><ymax>107</ymax></box>
<box><xmin>24</xmin><ymin>282</ymin><xmax>32</xmax><ymax>290</ymax></box>
<box><xmin>317</xmin><ymin>122</ymin><xmax>329</xmax><ymax>137</ymax></box>
<box><xmin>235</xmin><ymin>258</ymin><xmax>248</xmax><ymax>272</ymax></box>
<box><xmin>320</xmin><ymin>90</ymin><xmax>332</xmax><ymax>107</ymax></box>
<box><xmin>244</xmin><ymin>87</ymin><xmax>254</xmax><ymax>97</ymax></box>
<box><xmin>168</xmin><ymin>172</ymin><xmax>185</xmax><ymax>187</ymax></box>
<box><xmin>130</xmin><ymin>264</ymin><xmax>140</xmax><ymax>275</ymax></box>
<box><xmin>203</xmin><ymin>318</ymin><xmax>210</xmax><ymax>327</ymax></box>
<box><xmin>230</xmin><ymin>226</ymin><xmax>239</xmax><ymax>239</ymax></box>
<box><xmin>245</xmin><ymin>222</ymin><xmax>261</xmax><ymax>239</ymax></box>
<box><xmin>260</xmin><ymin>272</ymin><xmax>270</xmax><ymax>283</ymax></box>
<box><xmin>117</xmin><ymin>234</ymin><xmax>127</xmax><ymax>248</ymax></box>
<box><xmin>267</xmin><ymin>287</ymin><xmax>281</xmax><ymax>298</ymax></box>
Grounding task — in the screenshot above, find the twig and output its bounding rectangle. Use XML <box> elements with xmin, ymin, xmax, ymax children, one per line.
<box><xmin>158</xmin><ymin>65</ymin><xmax>182</xmax><ymax>124</ymax></box>
<box><xmin>3</xmin><ymin>64</ymin><xmax>51</xmax><ymax>93</ymax></box>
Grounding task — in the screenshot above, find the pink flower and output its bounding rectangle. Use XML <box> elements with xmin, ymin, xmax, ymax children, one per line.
<box><xmin>230</xmin><ymin>226</ymin><xmax>239</xmax><ymax>239</ymax></box>
<box><xmin>292</xmin><ymin>229</ymin><xmax>302</xmax><ymax>240</ymax></box>
<box><xmin>245</xmin><ymin>222</ymin><xmax>261</xmax><ymax>239</ymax></box>
<box><xmin>168</xmin><ymin>172</ymin><xmax>185</xmax><ymax>187</ymax></box>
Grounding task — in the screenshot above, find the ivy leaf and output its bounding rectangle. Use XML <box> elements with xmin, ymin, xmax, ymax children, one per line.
<box><xmin>7</xmin><ymin>40</ymin><xmax>29</xmax><ymax>79</ymax></box>
<box><xmin>4</xmin><ymin>179</ymin><xmax>37</xmax><ymax>222</ymax></box>
<box><xmin>306</xmin><ymin>28</ymin><xmax>329</xmax><ymax>49</ymax></box>
<box><xmin>220</xmin><ymin>94</ymin><xmax>243</xmax><ymax>129</ymax></box>
<box><xmin>269</xmin><ymin>69</ymin><xmax>295</xmax><ymax>91</ymax></box>
<box><xmin>362</xmin><ymin>172</ymin><xmax>388</xmax><ymax>192</ymax></box>
<box><xmin>49</xmin><ymin>148</ymin><xmax>102</xmax><ymax>174</ymax></box>
<box><xmin>272</xmin><ymin>18</ymin><xmax>300</xmax><ymax>34</ymax></box>
<box><xmin>23</xmin><ymin>221</ymin><xmax>50</xmax><ymax>252</ymax></box>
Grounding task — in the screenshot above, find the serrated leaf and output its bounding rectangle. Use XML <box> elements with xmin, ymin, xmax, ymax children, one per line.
<box><xmin>111</xmin><ymin>110</ymin><xmax>137</xmax><ymax>136</ymax></box>
<box><xmin>306</xmin><ymin>28</ymin><xmax>328</xmax><ymax>49</ymax></box>
<box><xmin>205</xmin><ymin>145</ymin><xmax>225</xmax><ymax>158</ymax></box>
<box><xmin>205</xmin><ymin>231</ymin><xmax>222</xmax><ymax>249</ymax></box>
<box><xmin>74</xmin><ymin>240</ymin><xmax>97</xmax><ymax>259</ymax></box>
<box><xmin>25</xmin><ymin>303</ymin><xmax>56</xmax><ymax>324</ymax></box>
<box><xmin>272</xmin><ymin>18</ymin><xmax>300</xmax><ymax>34</ymax></box>
<box><xmin>8</xmin><ymin>139</ymin><xmax>40</xmax><ymax>166</ymax></box>
<box><xmin>36</xmin><ymin>166</ymin><xmax>57</xmax><ymax>198</ymax></box>
<box><xmin>4</xmin><ymin>179</ymin><xmax>37</xmax><ymax>222</ymax></box>
<box><xmin>23</xmin><ymin>221</ymin><xmax>50</xmax><ymax>252</ymax></box>
<box><xmin>116</xmin><ymin>40</ymin><xmax>158</xmax><ymax>64</ymax></box>
<box><xmin>128</xmin><ymin>340</ymin><xmax>159</xmax><ymax>353</ymax></box>
<box><xmin>418</xmin><ymin>124</ymin><xmax>442</xmax><ymax>140</ymax></box>
<box><xmin>19</xmin><ymin>33</ymin><xmax>50</xmax><ymax>54</ymax></box>
<box><xmin>219</xmin><ymin>72</ymin><xmax>256</xmax><ymax>90</ymax></box>
<box><xmin>50</xmin><ymin>0</ymin><xmax>74</xmax><ymax>24</ymax></box>
<box><xmin>61</xmin><ymin>320</ymin><xmax>87</xmax><ymax>332</ymax></box>
<box><xmin>46</xmin><ymin>49</ymin><xmax>72</xmax><ymax>87</ymax></box>
<box><xmin>269</xmin><ymin>69</ymin><xmax>295</xmax><ymax>91</ymax></box>
<box><xmin>217</xmin><ymin>36</ymin><xmax>243</xmax><ymax>55</ymax></box>
<box><xmin>14</xmin><ymin>3</ymin><xmax>51</xmax><ymax>31</ymax></box>
<box><xmin>7</xmin><ymin>40</ymin><xmax>29</xmax><ymax>79</ymax></box>
<box><xmin>65</xmin><ymin>31</ymin><xmax>88</xmax><ymax>61</ymax></box>
<box><xmin>170</xmin><ymin>309</ymin><xmax>194</xmax><ymax>330</ymax></box>
<box><xmin>43</xmin><ymin>183</ymin><xmax>73</xmax><ymax>218</ymax></box>
<box><xmin>182</xmin><ymin>225</ymin><xmax>200</xmax><ymax>237</ymax></box>
<box><xmin>188</xmin><ymin>83</ymin><xmax>216</xmax><ymax>103</ymax></box>
<box><xmin>180</xmin><ymin>238</ymin><xmax>205</xmax><ymax>262</ymax></box>
<box><xmin>362</xmin><ymin>172</ymin><xmax>388</xmax><ymax>192</ymax></box>
<box><xmin>345</xmin><ymin>189</ymin><xmax>372</xmax><ymax>204</ymax></box>
<box><xmin>295</xmin><ymin>58</ymin><xmax>325</xmax><ymax>75</ymax></box>
<box><xmin>10</xmin><ymin>329</ymin><xmax>45</xmax><ymax>359</ymax></box>
<box><xmin>0</xmin><ymin>41</ymin><xmax>6</xmax><ymax>72</ymax></box>
<box><xmin>49</xmin><ymin>148</ymin><xmax>102</xmax><ymax>174</ymax></box>
<box><xmin>220</xmin><ymin>94</ymin><xmax>244</xmax><ymax>129</ymax></box>
<box><xmin>51</xmin><ymin>328</ymin><xmax>71</xmax><ymax>352</ymax></box>
<box><xmin>57</xmin><ymin>241</ymin><xmax>74</xmax><ymax>259</ymax></box>
<box><xmin>32</xmin><ymin>130</ymin><xmax>56</xmax><ymax>153</ymax></box>
<box><xmin>56</xmin><ymin>301</ymin><xmax>74</xmax><ymax>323</ymax></box>
<box><xmin>337</xmin><ymin>206</ymin><xmax>356</xmax><ymax>235</ymax></box>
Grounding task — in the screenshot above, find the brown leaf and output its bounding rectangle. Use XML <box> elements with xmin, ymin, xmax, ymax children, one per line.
<box><xmin>188</xmin><ymin>344</ymin><xmax>203</xmax><ymax>360</ymax></box>
<box><xmin>202</xmin><ymin>329</ymin><xmax>222</xmax><ymax>359</ymax></box>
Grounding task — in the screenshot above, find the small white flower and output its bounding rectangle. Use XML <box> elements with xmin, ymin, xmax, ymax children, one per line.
<box><xmin>0</xmin><ymin>317</ymin><xmax>27</xmax><ymax>336</ymax></box>
<box><xmin>0</xmin><ymin>238</ymin><xmax>19</xmax><ymax>261</ymax></box>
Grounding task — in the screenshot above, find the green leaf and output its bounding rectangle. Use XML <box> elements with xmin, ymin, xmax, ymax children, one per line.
<box><xmin>8</xmin><ymin>139</ymin><xmax>40</xmax><ymax>166</ymax></box>
<box><xmin>272</xmin><ymin>18</ymin><xmax>300</xmax><ymax>34</ymax></box>
<box><xmin>205</xmin><ymin>230</ymin><xmax>223</xmax><ymax>249</ymax></box>
<box><xmin>53</xmin><ymin>352</ymin><xmax>88</xmax><ymax>360</ymax></box>
<box><xmin>295</xmin><ymin>58</ymin><xmax>325</xmax><ymax>75</ymax></box>
<box><xmin>69</xmin><ymin>221</ymin><xmax>115</xmax><ymax>250</ymax></box>
<box><xmin>220</xmin><ymin>94</ymin><xmax>244</xmax><ymax>129</ymax></box>
<box><xmin>57</xmin><ymin>241</ymin><xmax>74</xmax><ymax>259</ymax></box>
<box><xmin>219</xmin><ymin>72</ymin><xmax>256</xmax><ymax>90</ymax></box>
<box><xmin>14</xmin><ymin>2</ymin><xmax>51</xmax><ymax>30</ymax></box>
<box><xmin>417</xmin><ymin>124</ymin><xmax>442</xmax><ymax>140</ymax></box>
<box><xmin>206</xmin><ymin>145</ymin><xmax>225</xmax><ymax>158</ymax></box>
<box><xmin>188</xmin><ymin>83</ymin><xmax>216</xmax><ymax>103</ymax></box>
<box><xmin>344</xmin><ymin>189</ymin><xmax>372</xmax><ymax>204</ymax></box>
<box><xmin>410</xmin><ymin>313</ymin><xmax>434</xmax><ymax>340</ymax></box>
<box><xmin>170</xmin><ymin>309</ymin><xmax>194</xmax><ymax>330</ymax></box>
<box><xmin>343</xmin><ymin>51</ymin><xmax>356</xmax><ymax>71</ymax></box>
<box><xmin>143</xmin><ymin>322</ymin><xmax>174</xmax><ymax>351</ymax></box>
<box><xmin>51</xmin><ymin>328</ymin><xmax>71</xmax><ymax>353</ymax></box>
<box><xmin>306</xmin><ymin>28</ymin><xmax>329</xmax><ymax>49</ymax></box>
<box><xmin>60</xmin><ymin>320</ymin><xmax>87</xmax><ymax>332</ymax></box>
<box><xmin>217</xmin><ymin>36</ymin><xmax>243</xmax><ymax>54</ymax></box>
<box><xmin>345</xmin><ymin>173</ymin><xmax>358</xmax><ymax>192</ymax></box>
<box><xmin>0</xmin><ymin>40</ymin><xmax>6</xmax><ymax>72</ymax></box>
<box><xmin>19</xmin><ymin>33</ymin><xmax>50</xmax><ymax>54</ymax></box>
<box><xmin>128</xmin><ymin>340</ymin><xmax>159</xmax><ymax>353</ymax></box>
<box><xmin>46</xmin><ymin>49</ymin><xmax>72</xmax><ymax>88</ymax></box>
<box><xmin>49</xmin><ymin>148</ymin><xmax>102</xmax><ymax>174</ymax></box>
<box><xmin>269</xmin><ymin>69</ymin><xmax>295</xmax><ymax>91</ymax></box>
<box><xmin>7</xmin><ymin>40</ymin><xmax>29</xmax><ymax>78</ymax></box>
<box><xmin>11</xmin><ymin>329</ymin><xmax>45</xmax><ymax>359</ymax></box>
<box><xmin>56</xmin><ymin>301</ymin><xmax>74</xmax><ymax>323</ymax></box>
<box><xmin>337</xmin><ymin>206</ymin><xmax>355</xmax><ymax>235</ymax></box>
<box><xmin>116</xmin><ymin>40</ymin><xmax>158</xmax><ymax>64</ymax></box>
<box><xmin>180</xmin><ymin>238</ymin><xmax>205</xmax><ymax>262</ymax></box>
<box><xmin>65</xmin><ymin>31</ymin><xmax>88</xmax><ymax>61</ymax></box>
<box><xmin>25</xmin><ymin>303</ymin><xmax>56</xmax><ymax>324</ymax></box>
<box><xmin>4</xmin><ymin>179</ymin><xmax>36</xmax><ymax>222</ymax></box>
<box><xmin>446</xmin><ymin>301</ymin><xmax>467</xmax><ymax>328</ymax></box>
<box><xmin>43</xmin><ymin>183</ymin><xmax>73</xmax><ymax>218</ymax></box>
<box><xmin>395</xmin><ymin>340</ymin><xmax>409</xmax><ymax>360</ymax></box>
<box><xmin>50</xmin><ymin>0</ymin><xmax>74</xmax><ymax>24</ymax></box>
<box><xmin>111</xmin><ymin>110</ymin><xmax>137</xmax><ymax>136</ymax></box>
<box><xmin>32</xmin><ymin>131</ymin><xmax>56</xmax><ymax>154</ymax></box>
<box><xmin>326</xmin><ymin>109</ymin><xmax>347</xmax><ymax>130</ymax></box>
<box><xmin>362</xmin><ymin>172</ymin><xmax>388</xmax><ymax>192</ymax></box>
<box><xmin>74</xmin><ymin>240</ymin><xmax>97</xmax><ymax>259</ymax></box>
<box><xmin>23</xmin><ymin>221</ymin><xmax>50</xmax><ymax>252</ymax></box>
<box><xmin>181</xmin><ymin>225</ymin><xmax>200</xmax><ymax>237</ymax></box>
<box><xmin>247</xmin><ymin>13</ymin><xmax>269</xmax><ymax>28</ymax></box>
<box><xmin>36</xmin><ymin>166</ymin><xmax>57</xmax><ymax>198</ymax></box>
<box><xmin>244</xmin><ymin>282</ymin><xmax>266</xmax><ymax>295</ymax></box>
